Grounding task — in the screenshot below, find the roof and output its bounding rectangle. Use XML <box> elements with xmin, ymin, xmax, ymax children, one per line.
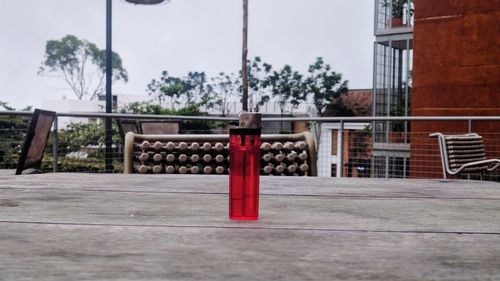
<box><xmin>322</xmin><ymin>89</ymin><xmax>372</xmax><ymax>117</ymax></box>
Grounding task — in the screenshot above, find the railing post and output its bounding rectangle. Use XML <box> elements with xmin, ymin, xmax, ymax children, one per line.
<box><xmin>105</xmin><ymin>0</ymin><xmax>113</xmax><ymax>173</ymax></box>
<box><xmin>52</xmin><ymin>115</ymin><xmax>58</xmax><ymax>173</ymax></box>
<box><xmin>339</xmin><ymin>121</ymin><xmax>344</xmax><ymax>177</ymax></box>
<box><xmin>468</xmin><ymin>119</ymin><xmax>472</xmax><ymax>133</ymax></box>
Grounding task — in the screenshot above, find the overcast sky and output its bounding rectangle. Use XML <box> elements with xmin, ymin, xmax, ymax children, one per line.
<box><xmin>0</xmin><ymin>0</ymin><xmax>374</xmax><ymax>109</ymax></box>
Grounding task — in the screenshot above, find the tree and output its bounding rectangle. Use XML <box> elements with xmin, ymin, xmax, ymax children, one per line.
<box><xmin>265</xmin><ymin>65</ymin><xmax>306</xmax><ymax>117</ymax></box>
<box><xmin>146</xmin><ymin>70</ymin><xmax>210</xmax><ymax>110</ymax></box>
<box><xmin>38</xmin><ymin>34</ymin><xmax>128</xmax><ymax>100</ymax></box>
<box><xmin>305</xmin><ymin>57</ymin><xmax>348</xmax><ymax>116</ymax></box>
<box><xmin>247</xmin><ymin>56</ymin><xmax>272</xmax><ymax>112</ymax></box>
<box><xmin>210</xmin><ymin>72</ymin><xmax>240</xmax><ymax>116</ymax></box>
<box><xmin>147</xmin><ymin>71</ymin><xmax>185</xmax><ymax>109</ymax></box>
<box><xmin>183</xmin><ymin>71</ymin><xmax>210</xmax><ymax>105</ymax></box>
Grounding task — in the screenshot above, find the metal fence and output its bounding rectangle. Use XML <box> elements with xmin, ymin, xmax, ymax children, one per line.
<box><xmin>1</xmin><ymin>110</ymin><xmax>499</xmax><ymax>181</ymax></box>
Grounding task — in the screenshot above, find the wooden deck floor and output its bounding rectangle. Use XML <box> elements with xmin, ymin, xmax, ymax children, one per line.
<box><xmin>1</xmin><ymin>171</ymin><xmax>499</xmax><ymax>280</ymax></box>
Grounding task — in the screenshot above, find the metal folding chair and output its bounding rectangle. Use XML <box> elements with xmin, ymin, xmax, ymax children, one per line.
<box><xmin>429</xmin><ymin>132</ymin><xmax>500</xmax><ymax>180</ymax></box>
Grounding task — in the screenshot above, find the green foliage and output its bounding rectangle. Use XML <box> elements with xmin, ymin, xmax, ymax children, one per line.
<box><xmin>120</xmin><ymin>101</ymin><xmax>221</xmax><ymax>133</ymax></box>
<box><xmin>38</xmin><ymin>34</ymin><xmax>128</xmax><ymax>100</ymax></box>
<box><xmin>147</xmin><ymin>71</ymin><xmax>185</xmax><ymax>108</ymax></box>
<box><xmin>247</xmin><ymin>56</ymin><xmax>272</xmax><ymax>112</ymax></box>
<box><xmin>0</xmin><ymin>102</ymin><xmax>32</xmax><ymax>168</ymax></box>
<box><xmin>146</xmin><ymin>56</ymin><xmax>348</xmax><ymax>117</ymax></box>
<box><xmin>264</xmin><ymin>65</ymin><xmax>306</xmax><ymax>116</ymax></box>
<box><xmin>146</xmin><ymin>70</ymin><xmax>210</xmax><ymax>109</ymax></box>
<box><xmin>209</xmin><ymin>72</ymin><xmax>240</xmax><ymax>116</ymax></box>
<box><xmin>120</xmin><ymin>101</ymin><xmax>167</xmax><ymax>115</ymax></box>
<box><xmin>185</xmin><ymin>71</ymin><xmax>210</xmax><ymax>105</ymax></box>
<box><xmin>41</xmin><ymin>121</ymin><xmax>122</xmax><ymax>173</ymax></box>
<box><xmin>49</xmin><ymin>122</ymin><xmax>120</xmax><ymax>157</ymax></box>
<box><xmin>305</xmin><ymin>57</ymin><xmax>349</xmax><ymax>116</ymax></box>
<box><xmin>120</xmin><ymin>101</ymin><xmax>201</xmax><ymax>116</ymax></box>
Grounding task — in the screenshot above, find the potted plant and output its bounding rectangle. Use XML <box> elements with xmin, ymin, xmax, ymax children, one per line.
<box><xmin>383</xmin><ymin>0</ymin><xmax>414</xmax><ymax>28</ymax></box>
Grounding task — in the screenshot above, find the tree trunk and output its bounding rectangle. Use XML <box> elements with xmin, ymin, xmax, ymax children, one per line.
<box><xmin>241</xmin><ymin>0</ymin><xmax>249</xmax><ymax>111</ymax></box>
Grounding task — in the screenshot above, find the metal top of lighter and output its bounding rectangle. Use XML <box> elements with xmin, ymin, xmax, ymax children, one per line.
<box><xmin>238</xmin><ymin>112</ymin><xmax>261</xmax><ymax>129</ymax></box>
<box><xmin>229</xmin><ymin>112</ymin><xmax>261</xmax><ymax>137</ymax></box>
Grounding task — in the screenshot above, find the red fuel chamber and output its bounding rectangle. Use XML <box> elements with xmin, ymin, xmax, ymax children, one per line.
<box><xmin>229</xmin><ymin>128</ymin><xmax>261</xmax><ymax>220</ymax></box>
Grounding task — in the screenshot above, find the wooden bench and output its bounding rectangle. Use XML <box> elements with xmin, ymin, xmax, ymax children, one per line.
<box><xmin>124</xmin><ymin>131</ymin><xmax>317</xmax><ymax>176</ymax></box>
<box><xmin>429</xmin><ymin>132</ymin><xmax>500</xmax><ymax>180</ymax></box>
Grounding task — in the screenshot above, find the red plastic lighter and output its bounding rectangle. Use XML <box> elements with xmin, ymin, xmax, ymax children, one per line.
<box><xmin>229</xmin><ymin>113</ymin><xmax>261</xmax><ymax>220</ymax></box>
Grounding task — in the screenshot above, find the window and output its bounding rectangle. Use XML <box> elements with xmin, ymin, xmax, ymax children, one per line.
<box><xmin>331</xmin><ymin>130</ymin><xmax>338</xmax><ymax>156</ymax></box>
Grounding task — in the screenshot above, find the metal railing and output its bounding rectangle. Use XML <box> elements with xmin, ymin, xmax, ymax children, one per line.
<box><xmin>1</xmin><ymin>110</ymin><xmax>499</xmax><ymax>181</ymax></box>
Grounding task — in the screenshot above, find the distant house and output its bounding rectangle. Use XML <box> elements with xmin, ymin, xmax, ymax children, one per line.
<box><xmin>317</xmin><ymin>89</ymin><xmax>373</xmax><ymax>177</ymax></box>
<box><xmin>321</xmin><ymin>89</ymin><xmax>372</xmax><ymax>117</ymax></box>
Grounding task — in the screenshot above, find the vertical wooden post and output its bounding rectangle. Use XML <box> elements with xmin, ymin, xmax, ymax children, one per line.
<box><xmin>242</xmin><ymin>0</ymin><xmax>249</xmax><ymax>112</ymax></box>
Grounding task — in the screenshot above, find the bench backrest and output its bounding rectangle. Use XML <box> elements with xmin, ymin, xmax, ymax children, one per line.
<box><xmin>140</xmin><ymin>120</ymin><xmax>179</xmax><ymax>134</ymax></box>
<box><xmin>124</xmin><ymin>132</ymin><xmax>317</xmax><ymax>176</ymax></box>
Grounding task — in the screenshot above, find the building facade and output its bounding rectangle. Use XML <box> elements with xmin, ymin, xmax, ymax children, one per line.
<box><xmin>372</xmin><ymin>0</ymin><xmax>414</xmax><ymax>178</ymax></box>
<box><xmin>410</xmin><ymin>0</ymin><xmax>500</xmax><ymax>178</ymax></box>
<box><xmin>373</xmin><ymin>0</ymin><xmax>499</xmax><ymax>179</ymax></box>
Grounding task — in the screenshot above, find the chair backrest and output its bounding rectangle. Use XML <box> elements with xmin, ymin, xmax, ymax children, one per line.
<box><xmin>117</xmin><ymin>119</ymin><xmax>141</xmax><ymax>140</ymax></box>
<box><xmin>16</xmin><ymin>109</ymin><xmax>56</xmax><ymax>175</ymax></box>
<box><xmin>431</xmin><ymin>132</ymin><xmax>489</xmax><ymax>176</ymax></box>
<box><xmin>443</xmin><ymin>133</ymin><xmax>488</xmax><ymax>173</ymax></box>
<box><xmin>140</xmin><ymin>120</ymin><xmax>179</xmax><ymax>134</ymax></box>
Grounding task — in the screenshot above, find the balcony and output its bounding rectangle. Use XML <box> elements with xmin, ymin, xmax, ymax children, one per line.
<box><xmin>375</xmin><ymin>0</ymin><xmax>414</xmax><ymax>35</ymax></box>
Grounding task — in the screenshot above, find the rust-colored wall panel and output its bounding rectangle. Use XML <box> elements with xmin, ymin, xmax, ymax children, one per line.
<box><xmin>460</xmin><ymin>12</ymin><xmax>500</xmax><ymax>66</ymax></box>
<box><xmin>459</xmin><ymin>1</ymin><xmax>500</xmax><ymax>16</ymax></box>
<box><xmin>413</xmin><ymin>0</ymin><xmax>500</xmax><ymax>115</ymax></box>
<box><xmin>410</xmin><ymin>0</ymin><xmax>500</xmax><ymax>178</ymax></box>
<box><xmin>415</xmin><ymin>0</ymin><xmax>500</xmax><ymax>19</ymax></box>
<box><xmin>414</xmin><ymin>0</ymin><xmax>461</xmax><ymax>19</ymax></box>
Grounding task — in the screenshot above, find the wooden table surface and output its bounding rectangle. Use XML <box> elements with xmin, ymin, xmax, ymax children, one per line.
<box><xmin>0</xmin><ymin>172</ymin><xmax>499</xmax><ymax>280</ymax></box>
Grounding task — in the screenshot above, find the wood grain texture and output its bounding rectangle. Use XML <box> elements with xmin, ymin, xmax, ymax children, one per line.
<box><xmin>0</xmin><ymin>172</ymin><xmax>499</xmax><ymax>280</ymax></box>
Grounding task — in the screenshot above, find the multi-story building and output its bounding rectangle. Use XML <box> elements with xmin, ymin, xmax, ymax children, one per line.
<box><xmin>373</xmin><ymin>0</ymin><xmax>499</xmax><ymax>179</ymax></box>
<box><xmin>372</xmin><ymin>0</ymin><xmax>414</xmax><ymax>178</ymax></box>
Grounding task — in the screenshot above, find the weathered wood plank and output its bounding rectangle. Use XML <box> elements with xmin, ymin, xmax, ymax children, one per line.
<box><xmin>1</xmin><ymin>189</ymin><xmax>500</xmax><ymax>233</ymax></box>
<box><xmin>0</xmin><ymin>223</ymin><xmax>499</xmax><ymax>281</ymax></box>
<box><xmin>1</xmin><ymin>173</ymin><xmax>500</xmax><ymax>199</ymax></box>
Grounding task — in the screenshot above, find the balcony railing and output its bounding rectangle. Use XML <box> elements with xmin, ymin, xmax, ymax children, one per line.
<box><xmin>1</xmin><ymin>110</ymin><xmax>499</xmax><ymax>181</ymax></box>
<box><xmin>375</xmin><ymin>0</ymin><xmax>414</xmax><ymax>35</ymax></box>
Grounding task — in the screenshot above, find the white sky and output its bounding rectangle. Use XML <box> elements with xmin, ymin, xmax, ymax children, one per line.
<box><xmin>0</xmin><ymin>0</ymin><xmax>374</xmax><ymax>109</ymax></box>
